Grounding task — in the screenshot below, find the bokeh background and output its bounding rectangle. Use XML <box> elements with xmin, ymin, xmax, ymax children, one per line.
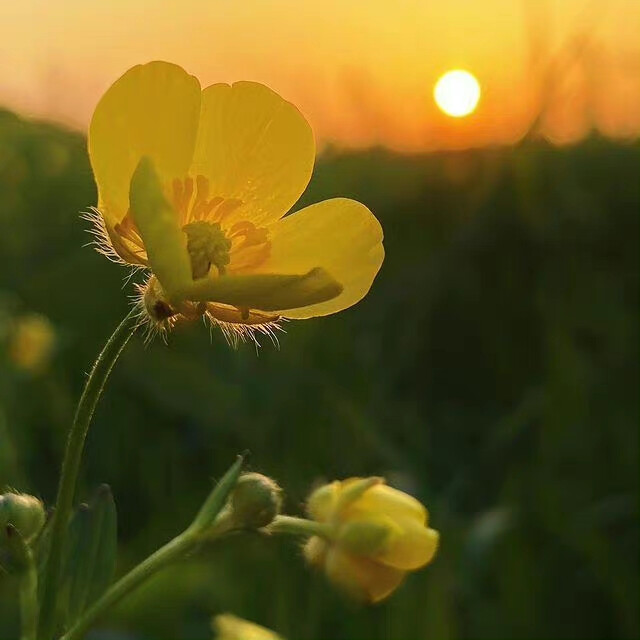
<box><xmin>0</xmin><ymin>1</ymin><xmax>638</xmax><ymax>639</ymax></box>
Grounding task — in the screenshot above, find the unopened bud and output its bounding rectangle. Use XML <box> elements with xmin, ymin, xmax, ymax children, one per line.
<box><xmin>0</xmin><ymin>492</ymin><xmax>45</xmax><ymax>543</ymax></box>
<box><xmin>9</xmin><ymin>314</ymin><xmax>56</xmax><ymax>373</ymax></box>
<box><xmin>230</xmin><ymin>473</ymin><xmax>282</xmax><ymax>529</ymax></box>
<box><xmin>213</xmin><ymin>614</ymin><xmax>284</xmax><ymax>640</ymax></box>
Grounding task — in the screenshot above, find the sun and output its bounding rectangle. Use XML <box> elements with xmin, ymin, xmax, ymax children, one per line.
<box><xmin>434</xmin><ymin>69</ymin><xmax>481</xmax><ymax>118</ymax></box>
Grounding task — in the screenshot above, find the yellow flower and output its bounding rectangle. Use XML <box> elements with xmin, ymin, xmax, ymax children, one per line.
<box><xmin>87</xmin><ymin>61</ymin><xmax>384</xmax><ymax>344</ymax></box>
<box><xmin>9</xmin><ymin>314</ymin><xmax>56</xmax><ymax>374</ymax></box>
<box><xmin>303</xmin><ymin>478</ymin><xmax>439</xmax><ymax>603</ymax></box>
<box><xmin>213</xmin><ymin>614</ymin><xmax>284</xmax><ymax>640</ymax></box>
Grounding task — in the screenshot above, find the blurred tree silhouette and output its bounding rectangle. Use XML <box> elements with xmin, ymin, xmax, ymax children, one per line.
<box><xmin>0</xmin><ymin>108</ymin><xmax>638</xmax><ymax>639</ymax></box>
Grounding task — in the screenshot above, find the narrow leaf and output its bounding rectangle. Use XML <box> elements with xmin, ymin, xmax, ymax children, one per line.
<box><xmin>64</xmin><ymin>485</ymin><xmax>118</xmax><ymax>624</ymax></box>
<box><xmin>190</xmin><ymin>454</ymin><xmax>245</xmax><ymax>532</ymax></box>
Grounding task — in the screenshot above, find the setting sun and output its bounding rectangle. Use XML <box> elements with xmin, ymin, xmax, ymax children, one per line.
<box><xmin>434</xmin><ymin>69</ymin><xmax>481</xmax><ymax>118</ymax></box>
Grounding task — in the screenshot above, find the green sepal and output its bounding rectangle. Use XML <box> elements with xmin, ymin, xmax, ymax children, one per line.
<box><xmin>129</xmin><ymin>156</ymin><xmax>193</xmax><ymax>301</ymax></box>
<box><xmin>186</xmin><ymin>267</ymin><xmax>343</xmax><ymax>311</ymax></box>
<box><xmin>337</xmin><ymin>518</ymin><xmax>397</xmax><ymax>556</ymax></box>
<box><xmin>63</xmin><ymin>484</ymin><xmax>118</xmax><ymax>624</ymax></box>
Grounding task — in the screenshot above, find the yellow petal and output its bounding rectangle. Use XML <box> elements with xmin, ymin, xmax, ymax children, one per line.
<box><xmin>303</xmin><ymin>536</ymin><xmax>329</xmax><ymax>568</ymax></box>
<box><xmin>191</xmin><ymin>81</ymin><xmax>315</xmax><ymax>227</ymax></box>
<box><xmin>324</xmin><ymin>547</ymin><xmax>406</xmax><ymax>603</ymax></box>
<box><xmin>129</xmin><ymin>158</ymin><xmax>193</xmax><ymax>301</ymax></box>
<box><xmin>350</xmin><ymin>483</ymin><xmax>428</xmax><ymax>526</ymax></box>
<box><xmin>213</xmin><ymin>614</ymin><xmax>283</xmax><ymax>640</ymax></box>
<box><xmin>184</xmin><ymin>268</ymin><xmax>341</xmax><ymax>311</ymax></box>
<box><xmin>89</xmin><ymin>61</ymin><xmax>201</xmax><ymax>225</ymax></box>
<box><xmin>375</xmin><ymin>521</ymin><xmax>439</xmax><ymax>571</ymax></box>
<box><xmin>306</xmin><ymin>482</ymin><xmax>340</xmax><ymax>522</ymax></box>
<box><xmin>334</xmin><ymin>477</ymin><xmax>384</xmax><ymax>515</ymax></box>
<box><xmin>256</xmin><ymin>198</ymin><xmax>384</xmax><ymax>318</ymax></box>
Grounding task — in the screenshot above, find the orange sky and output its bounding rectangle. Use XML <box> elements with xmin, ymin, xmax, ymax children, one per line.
<box><xmin>0</xmin><ymin>0</ymin><xmax>638</xmax><ymax>152</ymax></box>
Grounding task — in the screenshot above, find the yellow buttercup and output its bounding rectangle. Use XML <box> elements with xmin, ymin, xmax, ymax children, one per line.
<box><xmin>213</xmin><ymin>614</ymin><xmax>284</xmax><ymax>640</ymax></box>
<box><xmin>303</xmin><ymin>478</ymin><xmax>439</xmax><ymax>603</ymax></box>
<box><xmin>87</xmin><ymin>61</ymin><xmax>384</xmax><ymax>343</ymax></box>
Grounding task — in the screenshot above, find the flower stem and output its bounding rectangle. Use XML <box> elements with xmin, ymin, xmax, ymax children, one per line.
<box><xmin>19</xmin><ymin>549</ymin><xmax>38</xmax><ymax>640</ymax></box>
<box><xmin>37</xmin><ymin>309</ymin><xmax>139</xmax><ymax>640</ymax></box>
<box><xmin>267</xmin><ymin>515</ymin><xmax>332</xmax><ymax>538</ymax></box>
<box><xmin>60</xmin><ymin>530</ymin><xmax>193</xmax><ymax>640</ymax></box>
<box><xmin>61</xmin><ymin>512</ymin><xmax>235</xmax><ymax>640</ymax></box>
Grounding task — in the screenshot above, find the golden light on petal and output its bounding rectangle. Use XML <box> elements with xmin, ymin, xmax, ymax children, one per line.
<box><xmin>434</xmin><ymin>69</ymin><xmax>481</xmax><ymax>118</ymax></box>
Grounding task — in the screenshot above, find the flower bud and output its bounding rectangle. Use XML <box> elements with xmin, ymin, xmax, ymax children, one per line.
<box><xmin>0</xmin><ymin>492</ymin><xmax>45</xmax><ymax>543</ymax></box>
<box><xmin>229</xmin><ymin>473</ymin><xmax>282</xmax><ymax>529</ymax></box>
<box><xmin>9</xmin><ymin>314</ymin><xmax>55</xmax><ymax>373</ymax></box>
<box><xmin>213</xmin><ymin>614</ymin><xmax>284</xmax><ymax>640</ymax></box>
<box><xmin>303</xmin><ymin>477</ymin><xmax>439</xmax><ymax>603</ymax></box>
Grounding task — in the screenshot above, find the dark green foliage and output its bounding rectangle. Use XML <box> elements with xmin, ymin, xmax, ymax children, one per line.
<box><xmin>63</xmin><ymin>485</ymin><xmax>117</xmax><ymax>626</ymax></box>
<box><xmin>0</xmin><ymin>108</ymin><xmax>637</xmax><ymax>639</ymax></box>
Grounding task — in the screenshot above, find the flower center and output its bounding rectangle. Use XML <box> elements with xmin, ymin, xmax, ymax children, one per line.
<box><xmin>183</xmin><ymin>220</ymin><xmax>232</xmax><ymax>278</ymax></box>
<box><xmin>172</xmin><ymin>175</ymin><xmax>272</xmax><ymax>275</ymax></box>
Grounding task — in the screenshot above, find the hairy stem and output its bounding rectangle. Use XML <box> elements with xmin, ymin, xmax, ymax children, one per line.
<box><xmin>37</xmin><ymin>309</ymin><xmax>139</xmax><ymax>640</ymax></box>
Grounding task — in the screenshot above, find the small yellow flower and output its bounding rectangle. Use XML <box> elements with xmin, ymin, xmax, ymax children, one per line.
<box><xmin>213</xmin><ymin>614</ymin><xmax>284</xmax><ymax>640</ymax></box>
<box><xmin>87</xmin><ymin>61</ymin><xmax>384</xmax><ymax>344</ymax></box>
<box><xmin>9</xmin><ymin>314</ymin><xmax>56</xmax><ymax>373</ymax></box>
<box><xmin>303</xmin><ymin>478</ymin><xmax>439</xmax><ymax>603</ymax></box>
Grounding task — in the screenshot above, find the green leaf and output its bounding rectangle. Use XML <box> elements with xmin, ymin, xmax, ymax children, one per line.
<box><xmin>190</xmin><ymin>454</ymin><xmax>245</xmax><ymax>533</ymax></box>
<box><xmin>64</xmin><ymin>484</ymin><xmax>118</xmax><ymax>624</ymax></box>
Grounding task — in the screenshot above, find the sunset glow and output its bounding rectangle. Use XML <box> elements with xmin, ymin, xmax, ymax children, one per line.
<box><xmin>0</xmin><ymin>0</ymin><xmax>638</xmax><ymax>151</ymax></box>
<box><xmin>434</xmin><ymin>70</ymin><xmax>481</xmax><ymax>118</ymax></box>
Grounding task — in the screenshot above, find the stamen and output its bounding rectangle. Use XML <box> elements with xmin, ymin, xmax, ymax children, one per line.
<box><xmin>172</xmin><ymin>176</ymin><xmax>194</xmax><ymax>224</ymax></box>
<box><xmin>201</xmin><ymin>196</ymin><xmax>224</xmax><ymax>219</ymax></box>
<box><xmin>190</xmin><ymin>175</ymin><xmax>211</xmax><ymax>220</ymax></box>
<box><xmin>173</xmin><ymin>174</ymin><xmax>242</xmax><ymax>226</ymax></box>
<box><xmin>226</xmin><ymin>220</ymin><xmax>272</xmax><ymax>271</ymax></box>
<box><xmin>183</xmin><ymin>177</ymin><xmax>194</xmax><ymax>212</ymax></box>
<box><xmin>172</xmin><ymin>177</ymin><xmax>184</xmax><ymax>213</ymax></box>
<box><xmin>213</xmin><ymin>198</ymin><xmax>243</xmax><ymax>222</ymax></box>
<box><xmin>114</xmin><ymin>212</ymin><xmax>144</xmax><ymax>249</ymax></box>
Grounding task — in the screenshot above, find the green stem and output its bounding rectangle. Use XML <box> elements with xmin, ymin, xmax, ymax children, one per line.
<box><xmin>61</xmin><ymin>531</ymin><xmax>192</xmax><ymax>640</ymax></box>
<box><xmin>38</xmin><ymin>309</ymin><xmax>139</xmax><ymax>640</ymax></box>
<box><xmin>61</xmin><ymin>514</ymin><xmax>234</xmax><ymax>640</ymax></box>
<box><xmin>267</xmin><ymin>515</ymin><xmax>332</xmax><ymax>538</ymax></box>
<box><xmin>19</xmin><ymin>550</ymin><xmax>38</xmax><ymax>640</ymax></box>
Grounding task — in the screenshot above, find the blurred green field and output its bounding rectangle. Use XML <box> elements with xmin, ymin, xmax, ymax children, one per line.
<box><xmin>0</xmin><ymin>107</ymin><xmax>638</xmax><ymax>640</ymax></box>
